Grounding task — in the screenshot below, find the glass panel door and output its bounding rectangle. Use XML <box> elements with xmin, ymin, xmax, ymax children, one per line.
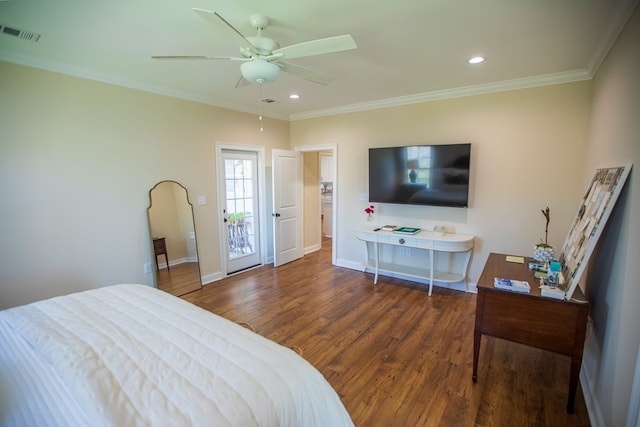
<box><xmin>223</xmin><ymin>151</ymin><xmax>261</xmax><ymax>274</ymax></box>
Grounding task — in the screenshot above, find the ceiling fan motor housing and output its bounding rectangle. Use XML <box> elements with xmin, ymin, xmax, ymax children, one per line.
<box><xmin>245</xmin><ymin>36</ymin><xmax>280</xmax><ymax>56</ymax></box>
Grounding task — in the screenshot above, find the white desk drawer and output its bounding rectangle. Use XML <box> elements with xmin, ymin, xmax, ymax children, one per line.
<box><xmin>388</xmin><ymin>235</ymin><xmax>416</xmax><ymax>246</ymax></box>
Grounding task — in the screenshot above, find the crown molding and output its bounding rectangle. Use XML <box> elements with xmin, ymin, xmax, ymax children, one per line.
<box><xmin>0</xmin><ymin>53</ymin><xmax>291</xmax><ymax>121</ymax></box>
<box><xmin>289</xmin><ymin>69</ymin><xmax>593</xmax><ymax>121</ymax></box>
<box><xmin>0</xmin><ymin>54</ymin><xmax>594</xmax><ymax>123</ymax></box>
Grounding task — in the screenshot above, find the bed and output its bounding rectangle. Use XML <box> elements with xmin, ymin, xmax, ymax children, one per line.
<box><xmin>0</xmin><ymin>284</ymin><xmax>353</xmax><ymax>426</ymax></box>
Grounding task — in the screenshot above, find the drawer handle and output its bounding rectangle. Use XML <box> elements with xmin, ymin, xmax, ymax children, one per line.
<box><xmin>399</xmin><ymin>238</ymin><xmax>405</xmax><ymax>245</ymax></box>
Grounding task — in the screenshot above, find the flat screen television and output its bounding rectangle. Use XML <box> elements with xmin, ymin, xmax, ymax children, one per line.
<box><xmin>368</xmin><ymin>143</ymin><xmax>471</xmax><ymax>208</ymax></box>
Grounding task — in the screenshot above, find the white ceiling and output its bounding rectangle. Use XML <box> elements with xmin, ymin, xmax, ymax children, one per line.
<box><xmin>0</xmin><ymin>0</ymin><xmax>637</xmax><ymax>121</ymax></box>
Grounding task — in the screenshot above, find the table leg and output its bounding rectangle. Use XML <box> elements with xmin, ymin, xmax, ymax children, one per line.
<box><xmin>462</xmin><ymin>249</ymin><xmax>472</xmax><ymax>292</ymax></box>
<box><xmin>374</xmin><ymin>242</ymin><xmax>379</xmax><ymax>284</ymax></box>
<box><xmin>473</xmin><ymin>331</ymin><xmax>481</xmax><ymax>382</ymax></box>
<box><xmin>566</xmin><ymin>355</ymin><xmax>581</xmax><ymax>413</ymax></box>
<box><xmin>473</xmin><ymin>289</ymin><xmax>485</xmax><ymax>382</ymax></box>
<box><xmin>428</xmin><ymin>249</ymin><xmax>434</xmax><ymax>296</ymax></box>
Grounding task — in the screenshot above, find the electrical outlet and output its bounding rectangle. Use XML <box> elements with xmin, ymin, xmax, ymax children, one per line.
<box><xmin>144</xmin><ymin>262</ymin><xmax>151</xmax><ymax>274</ymax></box>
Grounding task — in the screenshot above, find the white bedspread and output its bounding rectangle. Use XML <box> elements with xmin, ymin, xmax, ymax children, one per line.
<box><xmin>0</xmin><ymin>284</ymin><xmax>353</xmax><ymax>426</ymax></box>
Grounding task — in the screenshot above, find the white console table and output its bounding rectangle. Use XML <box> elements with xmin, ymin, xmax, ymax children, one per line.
<box><xmin>357</xmin><ymin>227</ymin><xmax>474</xmax><ymax>296</ymax></box>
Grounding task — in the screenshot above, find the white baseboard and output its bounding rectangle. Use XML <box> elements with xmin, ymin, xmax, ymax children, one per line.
<box><xmin>157</xmin><ymin>257</ymin><xmax>198</xmax><ymax>270</ymax></box>
<box><xmin>336</xmin><ymin>258</ymin><xmax>365</xmax><ymax>271</ymax></box>
<box><xmin>580</xmin><ymin>367</ymin><xmax>603</xmax><ymax>427</ymax></box>
<box><xmin>304</xmin><ymin>243</ymin><xmax>321</xmax><ymax>254</ymax></box>
<box><xmin>579</xmin><ymin>328</ymin><xmax>605</xmax><ymax>427</ymax></box>
<box><xmin>201</xmin><ymin>271</ymin><xmax>224</xmax><ymax>285</ymax></box>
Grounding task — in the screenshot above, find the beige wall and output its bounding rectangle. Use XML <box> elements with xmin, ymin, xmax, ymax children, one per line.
<box><xmin>580</xmin><ymin>6</ymin><xmax>640</xmax><ymax>426</ymax></box>
<box><xmin>0</xmin><ymin>60</ymin><xmax>290</xmax><ymax>309</ymax></box>
<box><xmin>148</xmin><ymin>181</ymin><xmax>195</xmax><ymax>264</ymax></box>
<box><xmin>291</xmin><ymin>81</ymin><xmax>592</xmax><ymax>285</ymax></box>
<box><xmin>148</xmin><ymin>182</ymin><xmax>183</xmax><ymax>260</ymax></box>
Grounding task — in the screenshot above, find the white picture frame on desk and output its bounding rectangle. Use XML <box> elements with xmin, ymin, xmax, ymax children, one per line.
<box><xmin>559</xmin><ymin>163</ymin><xmax>632</xmax><ymax>300</ymax></box>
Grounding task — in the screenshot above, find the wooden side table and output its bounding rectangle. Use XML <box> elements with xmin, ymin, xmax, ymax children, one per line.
<box><xmin>473</xmin><ymin>252</ymin><xmax>588</xmax><ymax>413</ymax></box>
<box><xmin>153</xmin><ymin>237</ymin><xmax>169</xmax><ymax>272</ymax></box>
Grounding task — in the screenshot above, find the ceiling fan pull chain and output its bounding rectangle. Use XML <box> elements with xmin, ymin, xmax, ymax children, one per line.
<box><xmin>258</xmin><ymin>81</ymin><xmax>264</xmax><ymax>132</ymax></box>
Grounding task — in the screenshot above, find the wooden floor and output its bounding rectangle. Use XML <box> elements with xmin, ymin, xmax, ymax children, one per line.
<box><xmin>182</xmin><ymin>238</ymin><xmax>590</xmax><ymax>426</ymax></box>
<box><xmin>156</xmin><ymin>262</ymin><xmax>201</xmax><ymax>296</ymax></box>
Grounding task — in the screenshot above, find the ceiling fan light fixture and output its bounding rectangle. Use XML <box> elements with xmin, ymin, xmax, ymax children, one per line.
<box><xmin>241</xmin><ymin>59</ymin><xmax>280</xmax><ymax>83</ymax></box>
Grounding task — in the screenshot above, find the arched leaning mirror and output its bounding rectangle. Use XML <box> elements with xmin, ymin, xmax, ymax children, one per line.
<box><xmin>147</xmin><ymin>180</ymin><xmax>202</xmax><ymax>296</ymax></box>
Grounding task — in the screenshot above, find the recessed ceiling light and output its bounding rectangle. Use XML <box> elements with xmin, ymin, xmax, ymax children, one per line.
<box><xmin>289</xmin><ymin>93</ymin><xmax>300</xmax><ymax>100</ymax></box>
<box><xmin>468</xmin><ymin>56</ymin><xmax>485</xmax><ymax>64</ymax></box>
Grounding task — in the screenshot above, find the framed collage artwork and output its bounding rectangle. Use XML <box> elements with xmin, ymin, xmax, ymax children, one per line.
<box><xmin>559</xmin><ymin>163</ymin><xmax>632</xmax><ymax>300</ymax></box>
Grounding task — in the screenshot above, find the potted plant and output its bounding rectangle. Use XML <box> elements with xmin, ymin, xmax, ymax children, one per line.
<box><xmin>533</xmin><ymin>206</ymin><xmax>555</xmax><ymax>263</ymax></box>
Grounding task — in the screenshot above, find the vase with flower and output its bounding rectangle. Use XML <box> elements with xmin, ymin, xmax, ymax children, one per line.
<box><xmin>364</xmin><ymin>205</ymin><xmax>375</xmax><ymax>222</ymax></box>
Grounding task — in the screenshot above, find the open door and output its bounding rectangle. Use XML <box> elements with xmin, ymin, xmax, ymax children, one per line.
<box><xmin>272</xmin><ymin>149</ymin><xmax>303</xmax><ymax>267</ymax></box>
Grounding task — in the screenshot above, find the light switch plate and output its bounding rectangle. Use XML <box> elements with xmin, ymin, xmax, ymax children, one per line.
<box><xmin>198</xmin><ymin>195</ymin><xmax>207</xmax><ymax>205</ymax></box>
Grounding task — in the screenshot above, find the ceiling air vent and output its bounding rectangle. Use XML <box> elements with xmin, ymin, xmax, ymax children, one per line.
<box><xmin>261</xmin><ymin>98</ymin><xmax>277</xmax><ymax>104</ymax></box>
<box><xmin>0</xmin><ymin>24</ymin><xmax>41</xmax><ymax>42</ymax></box>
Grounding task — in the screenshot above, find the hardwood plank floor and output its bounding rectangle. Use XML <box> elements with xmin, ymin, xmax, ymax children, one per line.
<box><xmin>156</xmin><ymin>262</ymin><xmax>201</xmax><ymax>296</ymax></box>
<box><xmin>182</xmin><ymin>239</ymin><xmax>590</xmax><ymax>426</ymax></box>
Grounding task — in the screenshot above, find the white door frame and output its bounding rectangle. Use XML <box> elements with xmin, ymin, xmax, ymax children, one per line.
<box><xmin>215</xmin><ymin>142</ymin><xmax>267</xmax><ymax>276</ymax></box>
<box><xmin>296</xmin><ymin>144</ymin><xmax>337</xmax><ymax>266</ymax></box>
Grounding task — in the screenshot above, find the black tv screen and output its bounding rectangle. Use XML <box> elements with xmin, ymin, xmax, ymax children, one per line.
<box><xmin>368</xmin><ymin>143</ymin><xmax>471</xmax><ymax>208</ymax></box>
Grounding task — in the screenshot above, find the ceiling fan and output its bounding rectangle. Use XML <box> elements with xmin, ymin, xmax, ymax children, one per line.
<box><xmin>152</xmin><ymin>9</ymin><xmax>357</xmax><ymax>87</ymax></box>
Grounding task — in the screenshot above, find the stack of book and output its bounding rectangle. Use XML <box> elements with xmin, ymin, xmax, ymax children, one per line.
<box><xmin>494</xmin><ymin>277</ymin><xmax>530</xmax><ymax>294</ymax></box>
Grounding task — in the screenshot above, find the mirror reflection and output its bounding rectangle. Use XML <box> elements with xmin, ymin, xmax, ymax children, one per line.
<box><xmin>147</xmin><ymin>180</ymin><xmax>201</xmax><ymax>296</ymax></box>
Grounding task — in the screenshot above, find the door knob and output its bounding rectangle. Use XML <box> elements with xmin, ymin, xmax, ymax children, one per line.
<box><xmin>272</xmin><ymin>213</ymin><xmax>281</xmax><ymax>217</ymax></box>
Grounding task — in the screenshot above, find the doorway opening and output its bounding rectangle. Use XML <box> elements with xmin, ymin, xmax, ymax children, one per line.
<box><xmin>299</xmin><ymin>145</ymin><xmax>336</xmax><ymax>266</ymax></box>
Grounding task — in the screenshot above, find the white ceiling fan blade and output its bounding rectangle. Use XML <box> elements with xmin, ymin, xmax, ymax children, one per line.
<box><xmin>277</xmin><ymin>61</ymin><xmax>334</xmax><ymax>85</ymax></box>
<box><xmin>192</xmin><ymin>8</ymin><xmax>255</xmax><ymax>53</ymax></box>
<box><xmin>151</xmin><ymin>55</ymin><xmax>247</xmax><ymax>61</ymax></box>
<box><xmin>271</xmin><ymin>35</ymin><xmax>356</xmax><ymax>60</ymax></box>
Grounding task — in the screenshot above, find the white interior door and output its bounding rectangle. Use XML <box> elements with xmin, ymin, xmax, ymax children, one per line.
<box><xmin>272</xmin><ymin>149</ymin><xmax>303</xmax><ymax>267</ymax></box>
